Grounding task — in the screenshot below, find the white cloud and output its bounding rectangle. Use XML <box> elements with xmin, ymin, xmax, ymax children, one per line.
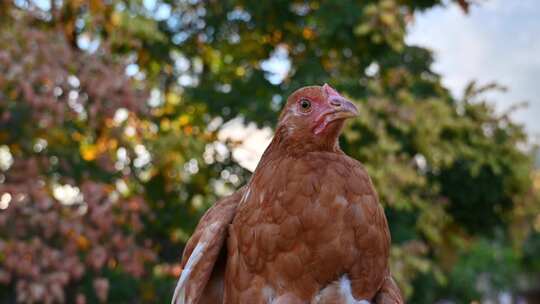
<box><xmin>218</xmin><ymin>117</ymin><xmax>273</xmax><ymax>172</ymax></box>
<box><xmin>261</xmin><ymin>45</ymin><xmax>291</xmax><ymax>85</ymax></box>
<box><xmin>406</xmin><ymin>0</ymin><xmax>540</xmax><ymax>137</ymax></box>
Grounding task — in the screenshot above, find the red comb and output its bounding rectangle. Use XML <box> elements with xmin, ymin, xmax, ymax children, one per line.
<box><xmin>323</xmin><ymin>83</ymin><xmax>342</xmax><ymax>98</ymax></box>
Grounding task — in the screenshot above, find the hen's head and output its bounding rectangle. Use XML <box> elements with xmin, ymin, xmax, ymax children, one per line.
<box><xmin>276</xmin><ymin>84</ymin><xmax>358</xmax><ymax>149</ymax></box>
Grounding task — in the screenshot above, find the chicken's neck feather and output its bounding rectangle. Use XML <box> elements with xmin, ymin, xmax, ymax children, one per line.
<box><xmin>255</xmin><ymin>123</ymin><xmax>343</xmax><ymax>172</ymax></box>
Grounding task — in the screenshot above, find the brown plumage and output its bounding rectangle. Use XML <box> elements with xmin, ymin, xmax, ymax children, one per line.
<box><xmin>173</xmin><ymin>84</ymin><xmax>403</xmax><ymax>304</ymax></box>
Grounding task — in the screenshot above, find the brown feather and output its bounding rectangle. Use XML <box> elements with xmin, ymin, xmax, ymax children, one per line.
<box><xmin>225</xmin><ymin>152</ymin><xmax>398</xmax><ymax>302</ymax></box>
<box><xmin>173</xmin><ymin>85</ymin><xmax>403</xmax><ymax>304</ymax></box>
<box><xmin>172</xmin><ymin>187</ymin><xmax>245</xmax><ymax>304</ymax></box>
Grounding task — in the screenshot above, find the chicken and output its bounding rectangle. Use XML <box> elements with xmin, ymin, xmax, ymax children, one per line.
<box><xmin>172</xmin><ymin>84</ymin><xmax>403</xmax><ymax>304</ymax></box>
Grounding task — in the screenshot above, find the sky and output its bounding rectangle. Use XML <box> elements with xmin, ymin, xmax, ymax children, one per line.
<box><xmin>224</xmin><ymin>1</ymin><xmax>540</xmax><ymax>170</ymax></box>
<box><xmin>27</xmin><ymin>0</ymin><xmax>540</xmax><ymax>138</ymax></box>
<box><xmin>26</xmin><ymin>0</ymin><xmax>540</xmax><ymax>168</ymax></box>
<box><xmin>406</xmin><ymin>0</ymin><xmax>540</xmax><ymax>139</ymax></box>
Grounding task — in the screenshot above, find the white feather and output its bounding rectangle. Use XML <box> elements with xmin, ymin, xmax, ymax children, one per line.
<box><xmin>239</xmin><ymin>186</ymin><xmax>251</xmax><ymax>206</ymax></box>
<box><xmin>338</xmin><ymin>275</ymin><xmax>370</xmax><ymax>304</ymax></box>
<box><xmin>171</xmin><ymin>241</ymin><xmax>206</xmax><ymax>304</ymax></box>
<box><xmin>313</xmin><ymin>275</ymin><xmax>371</xmax><ymax>304</ymax></box>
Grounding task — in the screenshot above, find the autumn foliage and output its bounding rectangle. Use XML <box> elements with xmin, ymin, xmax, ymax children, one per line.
<box><xmin>0</xmin><ymin>22</ymin><xmax>155</xmax><ymax>303</ymax></box>
<box><xmin>0</xmin><ymin>1</ymin><xmax>539</xmax><ymax>303</ymax></box>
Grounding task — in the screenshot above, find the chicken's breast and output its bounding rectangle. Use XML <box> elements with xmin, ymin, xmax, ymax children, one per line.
<box><xmin>225</xmin><ymin>152</ymin><xmax>391</xmax><ymax>303</ymax></box>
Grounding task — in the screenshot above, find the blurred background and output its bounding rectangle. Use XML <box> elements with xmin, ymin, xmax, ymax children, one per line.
<box><xmin>0</xmin><ymin>0</ymin><xmax>539</xmax><ymax>303</ymax></box>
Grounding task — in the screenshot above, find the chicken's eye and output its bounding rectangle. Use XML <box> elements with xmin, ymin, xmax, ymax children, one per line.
<box><xmin>299</xmin><ymin>99</ymin><xmax>311</xmax><ymax>112</ymax></box>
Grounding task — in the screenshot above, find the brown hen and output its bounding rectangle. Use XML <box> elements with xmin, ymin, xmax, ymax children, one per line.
<box><xmin>173</xmin><ymin>84</ymin><xmax>403</xmax><ymax>304</ymax></box>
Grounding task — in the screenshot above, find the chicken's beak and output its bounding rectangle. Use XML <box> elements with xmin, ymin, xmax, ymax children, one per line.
<box><xmin>323</xmin><ymin>83</ymin><xmax>359</xmax><ymax>120</ymax></box>
<box><xmin>314</xmin><ymin>84</ymin><xmax>359</xmax><ymax>135</ymax></box>
<box><xmin>328</xmin><ymin>96</ymin><xmax>359</xmax><ymax>119</ymax></box>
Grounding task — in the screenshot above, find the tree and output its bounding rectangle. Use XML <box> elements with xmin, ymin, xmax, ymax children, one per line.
<box><xmin>0</xmin><ymin>0</ymin><xmax>538</xmax><ymax>303</ymax></box>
